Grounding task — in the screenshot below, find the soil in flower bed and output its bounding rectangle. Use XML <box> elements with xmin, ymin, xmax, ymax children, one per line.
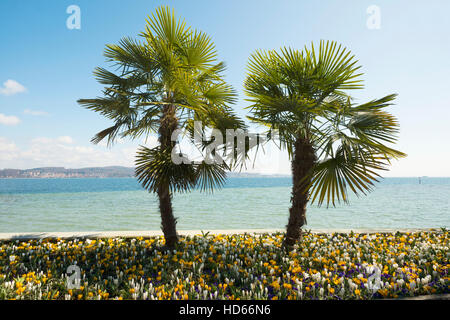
<box><xmin>0</xmin><ymin>230</ymin><xmax>448</xmax><ymax>300</ymax></box>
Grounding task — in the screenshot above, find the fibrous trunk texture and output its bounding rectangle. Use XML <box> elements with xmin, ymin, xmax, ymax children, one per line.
<box><xmin>157</xmin><ymin>104</ymin><xmax>178</xmax><ymax>248</ymax></box>
<box><xmin>284</xmin><ymin>137</ymin><xmax>316</xmax><ymax>248</ymax></box>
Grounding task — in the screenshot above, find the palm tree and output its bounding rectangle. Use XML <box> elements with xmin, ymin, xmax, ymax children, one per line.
<box><xmin>244</xmin><ymin>40</ymin><xmax>406</xmax><ymax>248</ymax></box>
<box><xmin>78</xmin><ymin>6</ymin><xmax>246</xmax><ymax>248</ymax></box>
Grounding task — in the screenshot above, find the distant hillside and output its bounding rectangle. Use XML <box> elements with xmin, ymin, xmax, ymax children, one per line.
<box><xmin>0</xmin><ymin>166</ymin><xmax>135</xmax><ymax>178</ymax></box>
<box><xmin>0</xmin><ymin>166</ymin><xmax>291</xmax><ymax>179</ymax></box>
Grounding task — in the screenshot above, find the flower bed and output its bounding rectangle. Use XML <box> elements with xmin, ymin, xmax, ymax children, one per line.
<box><xmin>0</xmin><ymin>230</ymin><xmax>448</xmax><ymax>300</ymax></box>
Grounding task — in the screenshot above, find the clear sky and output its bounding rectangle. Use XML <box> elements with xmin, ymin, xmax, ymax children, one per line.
<box><xmin>1</xmin><ymin>0</ymin><xmax>449</xmax><ymax>176</ymax></box>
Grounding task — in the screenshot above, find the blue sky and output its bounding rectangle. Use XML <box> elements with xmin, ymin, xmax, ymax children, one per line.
<box><xmin>1</xmin><ymin>0</ymin><xmax>449</xmax><ymax>176</ymax></box>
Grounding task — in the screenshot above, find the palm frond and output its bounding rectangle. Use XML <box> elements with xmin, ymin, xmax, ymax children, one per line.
<box><xmin>104</xmin><ymin>37</ymin><xmax>155</xmax><ymax>72</ymax></box>
<box><xmin>135</xmin><ymin>146</ymin><xmax>196</xmax><ymax>194</ymax></box>
<box><xmin>91</xmin><ymin>123</ymin><xmax>122</xmax><ymax>146</ymax></box>
<box><xmin>80</xmin><ymin>5</ymin><xmax>245</xmax><ymax>196</ymax></box>
<box><xmin>77</xmin><ymin>97</ymin><xmax>134</xmax><ymax>120</ymax></box>
<box><xmin>194</xmin><ymin>162</ymin><xmax>228</xmax><ymax>193</ymax></box>
<box><xmin>143</xmin><ymin>6</ymin><xmax>190</xmax><ymax>48</ymax></box>
<box><xmin>308</xmin><ymin>149</ymin><xmax>385</xmax><ymax>207</ymax></box>
<box><xmin>245</xmin><ymin>41</ymin><xmax>406</xmax><ymax>207</ymax></box>
<box><xmin>182</xmin><ymin>30</ymin><xmax>217</xmax><ymax>69</ymax></box>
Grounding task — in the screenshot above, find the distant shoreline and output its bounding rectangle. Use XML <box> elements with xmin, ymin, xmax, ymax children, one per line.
<box><xmin>0</xmin><ymin>166</ymin><xmax>135</xmax><ymax>179</ymax></box>
<box><xmin>2</xmin><ymin>167</ymin><xmax>447</xmax><ymax>179</ymax></box>
<box><xmin>0</xmin><ymin>166</ymin><xmax>292</xmax><ymax>179</ymax></box>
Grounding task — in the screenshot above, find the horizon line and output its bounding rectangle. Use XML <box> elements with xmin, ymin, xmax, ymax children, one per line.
<box><xmin>0</xmin><ymin>166</ymin><xmax>447</xmax><ymax>178</ymax></box>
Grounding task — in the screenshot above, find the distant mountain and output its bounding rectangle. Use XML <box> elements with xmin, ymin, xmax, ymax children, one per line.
<box><xmin>0</xmin><ymin>166</ymin><xmax>291</xmax><ymax>179</ymax></box>
<box><xmin>0</xmin><ymin>166</ymin><xmax>135</xmax><ymax>178</ymax></box>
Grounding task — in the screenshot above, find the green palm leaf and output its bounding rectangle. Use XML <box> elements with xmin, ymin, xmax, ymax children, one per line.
<box><xmin>245</xmin><ymin>40</ymin><xmax>406</xmax><ymax>246</ymax></box>
<box><xmin>79</xmin><ymin>5</ymin><xmax>247</xmax><ymax>197</ymax></box>
<box><xmin>135</xmin><ymin>146</ymin><xmax>196</xmax><ymax>194</ymax></box>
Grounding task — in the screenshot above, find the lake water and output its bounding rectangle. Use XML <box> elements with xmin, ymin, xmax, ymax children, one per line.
<box><xmin>0</xmin><ymin>177</ymin><xmax>449</xmax><ymax>232</ymax></box>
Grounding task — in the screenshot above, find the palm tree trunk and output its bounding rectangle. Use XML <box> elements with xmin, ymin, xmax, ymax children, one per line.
<box><xmin>157</xmin><ymin>184</ymin><xmax>178</xmax><ymax>248</ymax></box>
<box><xmin>284</xmin><ymin>137</ymin><xmax>316</xmax><ymax>248</ymax></box>
<box><xmin>157</xmin><ymin>104</ymin><xmax>178</xmax><ymax>248</ymax></box>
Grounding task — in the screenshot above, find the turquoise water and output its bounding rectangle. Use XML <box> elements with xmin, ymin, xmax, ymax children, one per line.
<box><xmin>0</xmin><ymin>177</ymin><xmax>449</xmax><ymax>232</ymax></box>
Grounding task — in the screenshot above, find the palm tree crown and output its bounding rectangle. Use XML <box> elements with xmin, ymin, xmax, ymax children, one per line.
<box><xmin>244</xmin><ymin>40</ymin><xmax>406</xmax><ymax>246</ymax></box>
<box><xmin>78</xmin><ymin>6</ymin><xmax>246</xmax><ymax>247</ymax></box>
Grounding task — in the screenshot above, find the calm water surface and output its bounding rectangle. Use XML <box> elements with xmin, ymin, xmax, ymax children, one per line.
<box><xmin>0</xmin><ymin>177</ymin><xmax>448</xmax><ymax>232</ymax></box>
